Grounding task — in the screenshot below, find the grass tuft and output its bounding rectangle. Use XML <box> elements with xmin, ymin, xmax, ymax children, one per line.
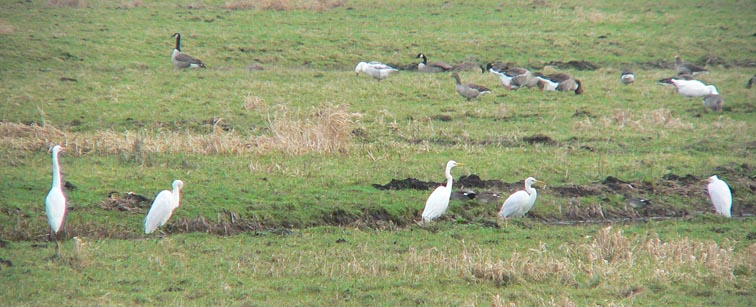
<box><xmin>263</xmin><ymin>103</ymin><xmax>358</xmax><ymax>155</ymax></box>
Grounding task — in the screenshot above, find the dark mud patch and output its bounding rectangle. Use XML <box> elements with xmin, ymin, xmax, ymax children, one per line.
<box><xmin>374</xmin><ymin>167</ymin><xmax>755</xmax><ymax>224</ymax></box>
<box><xmin>372</xmin><ymin>178</ymin><xmax>437</xmax><ymax>190</ymax></box>
<box><xmin>523</xmin><ymin>134</ymin><xmax>556</xmax><ymax>145</ymax></box>
<box><xmin>99</xmin><ymin>192</ymin><xmax>151</xmax><ymax>212</ymax></box>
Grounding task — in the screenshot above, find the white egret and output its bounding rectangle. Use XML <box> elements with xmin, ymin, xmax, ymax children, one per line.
<box><xmin>421</xmin><ymin>160</ymin><xmax>463</xmax><ymax>223</ymax></box>
<box><xmin>144</xmin><ymin>180</ymin><xmax>184</xmax><ymax>234</ymax></box>
<box><xmin>171</xmin><ymin>33</ymin><xmax>206</xmax><ymax>69</ymax></box>
<box><xmin>354</xmin><ymin>61</ymin><xmax>399</xmax><ymax>81</ymax></box>
<box><xmin>451</xmin><ymin>72</ymin><xmax>491</xmax><ymax>101</ymax></box>
<box><xmin>498</xmin><ymin>177</ymin><xmax>545</xmax><ymax>218</ymax></box>
<box><xmin>45</xmin><ymin>145</ymin><xmax>67</xmax><ymax>256</ymax></box>
<box><xmin>706</xmin><ymin>175</ymin><xmax>731</xmax><ymax>218</ymax></box>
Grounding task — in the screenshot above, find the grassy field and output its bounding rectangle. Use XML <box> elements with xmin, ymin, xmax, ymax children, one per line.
<box><xmin>1</xmin><ymin>0</ymin><xmax>756</xmax><ymax>306</ymax></box>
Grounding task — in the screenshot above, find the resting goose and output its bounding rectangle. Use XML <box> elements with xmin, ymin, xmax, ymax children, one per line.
<box><xmin>747</xmin><ymin>73</ymin><xmax>756</xmax><ymax>89</ymax></box>
<box><xmin>620</xmin><ymin>69</ymin><xmax>635</xmax><ymax>85</ymax></box>
<box><xmin>416</xmin><ymin>53</ymin><xmax>453</xmax><ymax>73</ymax></box>
<box><xmin>485</xmin><ymin>64</ymin><xmax>538</xmax><ymax>90</ymax></box>
<box><xmin>451</xmin><ymin>72</ymin><xmax>491</xmax><ymax>100</ymax></box>
<box><xmin>535</xmin><ymin>73</ymin><xmax>583</xmax><ymax>94</ymax></box>
<box><xmin>658</xmin><ymin>78</ymin><xmax>717</xmax><ymax>98</ymax></box>
<box><xmin>674</xmin><ymin>54</ymin><xmax>707</xmax><ymax>76</ymax></box>
<box><xmin>171</xmin><ymin>33</ymin><xmax>206</xmax><ymax>69</ymax></box>
<box><xmin>354</xmin><ymin>61</ymin><xmax>398</xmax><ymax>81</ymax></box>
<box><xmin>703</xmin><ymin>93</ymin><xmax>723</xmax><ymax>112</ymax></box>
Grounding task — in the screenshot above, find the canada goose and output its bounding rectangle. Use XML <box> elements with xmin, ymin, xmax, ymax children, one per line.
<box><xmin>354</xmin><ymin>61</ymin><xmax>398</xmax><ymax>81</ymax></box>
<box><xmin>674</xmin><ymin>54</ymin><xmax>707</xmax><ymax>76</ymax></box>
<box><xmin>171</xmin><ymin>33</ymin><xmax>206</xmax><ymax>69</ymax></box>
<box><xmin>451</xmin><ymin>72</ymin><xmax>491</xmax><ymax>100</ymax></box>
<box><xmin>416</xmin><ymin>53</ymin><xmax>452</xmax><ymax>73</ymax></box>
<box><xmin>658</xmin><ymin>78</ymin><xmax>717</xmax><ymax>98</ymax></box>
<box><xmin>535</xmin><ymin>73</ymin><xmax>583</xmax><ymax>94</ymax></box>
<box><xmin>747</xmin><ymin>73</ymin><xmax>756</xmax><ymax>89</ymax></box>
<box><xmin>620</xmin><ymin>69</ymin><xmax>636</xmax><ymax>85</ymax></box>
<box><xmin>703</xmin><ymin>94</ymin><xmax>723</xmax><ymax>112</ymax></box>
<box><xmin>480</xmin><ymin>62</ymin><xmax>509</xmax><ymax>73</ymax></box>
<box><xmin>485</xmin><ymin>64</ymin><xmax>538</xmax><ymax>90</ymax></box>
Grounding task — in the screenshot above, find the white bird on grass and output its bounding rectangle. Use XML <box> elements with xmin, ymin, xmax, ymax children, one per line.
<box><xmin>421</xmin><ymin>160</ymin><xmax>463</xmax><ymax>223</ymax></box>
<box><xmin>658</xmin><ymin>78</ymin><xmax>718</xmax><ymax>98</ymax></box>
<box><xmin>45</xmin><ymin>145</ymin><xmax>67</xmax><ymax>256</ymax></box>
<box><xmin>144</xmin><ymin>180</ymin><xmax>184</xmax><ymax>234</ymax></box>
<box><xmin>706</xmin><ymin>175</ymin><xmax>731</xmax><ymax>218</ymax></box>
<box><xmin>620</xmin><ymin>69</ymin><xmax>636</xmax><ymax>85</ymax></box>
<box><xmin>498</xmin><ymin>177</ymin><xmax>545</xmax><ymax>219</ymax></box>
<box><xmin>354</xmin><ymin>61</ymin><xmax>399</xmax><ymax>81</ymax></box>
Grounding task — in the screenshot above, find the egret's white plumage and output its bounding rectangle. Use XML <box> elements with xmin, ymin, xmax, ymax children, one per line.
<box><xmin>144</xmin><ymin>180</ymin><xmax>184</xmax><ymax>234</ymax></box>
<box><xmin>706</xmin><ymin>175</ymin><xmax>732</xmax><ymax>218</ymax></box>
<box><xmin>45</xmin><ymin>145</ymin><xmax>67</xmax><ymax>234</ymax></box>
<box><xmin>354</xmin><ymin>61</ymin><xmax>399</xmax><ymax>81</ymax></box>
<box><xmin>421</xmin><ymin>160</ymin><xmax>462</xmax><ymax>223</ymax></box>
<box><xmin>499</xmin><ymin>177</ymin><xmax>543</xmax><ymax>218</ymax></box>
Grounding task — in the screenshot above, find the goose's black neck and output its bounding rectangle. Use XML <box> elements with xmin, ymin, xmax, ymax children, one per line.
<box><xmin>172</xmin><ymin>33</ymin><xmax>182</xmax><ymax>51</ymax></box>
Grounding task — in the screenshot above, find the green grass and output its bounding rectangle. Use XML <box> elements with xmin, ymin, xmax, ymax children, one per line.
<box><xmin>1</xmin><ymin>0</ymin><xmax>756</xmax><ymax>306</ymax></box>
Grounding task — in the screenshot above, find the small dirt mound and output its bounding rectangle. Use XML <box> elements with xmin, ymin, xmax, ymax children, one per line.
<box><xmin>458</xmin><ymin>174</ymin><xmax>506</xmax><ymax>189</ymax></box>
<box><xmin>169</xmin><ymin>209</ymin><xmax>265</xmax><ymax>236</ymax></box>
<box><xmin>99</xmin><ymin>192</ymin><xmax>151</xmax><ymax>212</ymax></box>
<box><xmin>372</xmin><ymin>178</ymin><xmax>436</xmax><ymax>190</ymax></box>
<box><xmin>322</xmin><ymin>208</ymin><xmax>357</xmax><ymax>225</ymax></box>
<box><xmin>662</xmin><ymin>173</ymin><xmax>700</xmax><ymax>184</ymax></box>
<box><xmin>523</xmin><ymin>134</ymin><xmax>556</xmax><ymax>145</ymax></box>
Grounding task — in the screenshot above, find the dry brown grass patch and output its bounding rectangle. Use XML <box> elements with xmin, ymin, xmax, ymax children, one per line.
<box><xmin>261</xmin><ymin>103</ymin><xmax>358</xmax><ymax>155</ymax></box>
<box><xmin>1</xmin><ymin>103</ymin><xmax>358</xmax><ymax>156</ymax></box>
<box><xmin>224</xmin><ymin>0</ymin><xmax>345</xmax><ymax>11</ymax></box>
<box><xmin>118</xmin><ymin>0</ymin><xmax>144</xmax><ymax>9</ymax></box>
<box><xmin>0</xmin><ymin>20</ymin><xmax>16</xmax><ymax>35</ymax></box>
<box><xmin>46</xmin><ymin>0</ymin><xmax>88</xmax><ymax>8</ymax></box>
<box><xmin>0</xmin><ymin>122</ymin><xmax>67</xmax><ymax>151</ymax></box>
<box><xmin>578</xmin><ymin>108</ymin><xmax>694</xmax><ymax>133</ymax></box>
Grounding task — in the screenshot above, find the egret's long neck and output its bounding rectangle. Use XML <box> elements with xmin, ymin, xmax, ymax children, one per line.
<box><xmin>445</xmin><ymin>167</ymin><xmax>454</xmax><ymax>189</ymax></box>
<box><xmin>51</xmin><ymin>152</ymin><xmax>61</xmax><ymax>188</ymax></box>
<box><xmin>173</xmin><ymin>185</ymin><xmax>181</xmax><ymax>205</ymax></box>
<box><xmin>525</xmin><ymin>183</ymin><xmax>536</xmax><ymax>196</ymax></box>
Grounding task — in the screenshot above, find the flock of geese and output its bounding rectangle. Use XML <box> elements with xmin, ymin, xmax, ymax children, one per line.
<box><xmin>356</xmin><ymin>53</ymin><xmax>584</xmax><ymax>100</ymax></box>
<box><xmin>172</xmin><ymin>31</ymin><xmax>755</xmax><ymax>113</ymax></box>
<box><xmin>40</xmin><ymin>35</ymin><xmax>745</xmax><ymax>252</ymax></box>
